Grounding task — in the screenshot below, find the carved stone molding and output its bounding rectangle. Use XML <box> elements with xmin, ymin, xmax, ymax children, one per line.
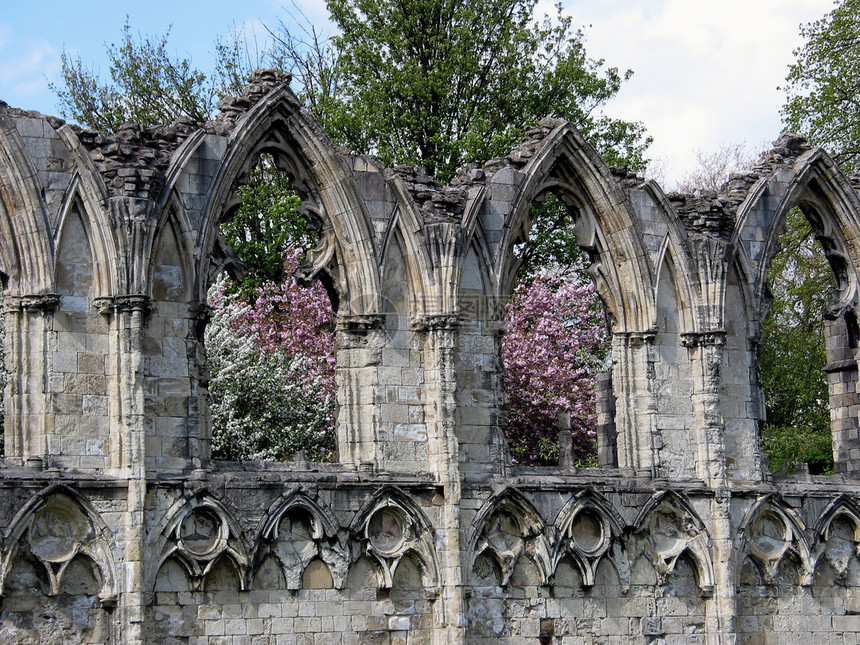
<box><xmin>615</xmin><ymin>330</ymin><xmax>657</xmax><ymax>346</ymax></box>
<box><xmin>469</xmin><ymin>488</ymin><xmax>552</xmax><ymax>588</ymax></box>
<box><xmin>553</xmin><ymin>490</ymin><xmax>630</xmax><ymax>589</ymax></box>
<box><xmin>349</xmin><ymin>486</ymin><xmax>439</xmax><ymax>595</ymax></box>
<box><xmin>681</xmin><ymin>331</ymin><xmax>727</xmax><ymax>348</ymax></box>
<box><xmin>150</xmin><ymin>492</ymin><xmax>249</xmax><ymax>591</ymax></box>
<box><xmin>94</xmin><ymin>294</ymin><xmax>152</xmax><ymax>315</ymax></box>
<box><xmin>0</xmin><ymin>487</ymin><xmax>118</xmax><ymax>606</ymax></box>
<box><xmin>738</xmin><ymin>496</ymin><xmax>813</xmax><ymax>587</ymax></box>
<box><xmin>409</xmin><ymin>314</ymin><xmax>460</xmax><ymax>332</ymax></box>
<box><xmin>2</xmin><ymin>293</ymin><xmax>60</xmax><ymax>313</ymax></box>
<box><xmin>632</xmin><ymin>492</ymin><xmax>715</xmax><ymax>594</ymax></box>
<box><xmin>336</xmin><ymin>313</ymin><xmax>386</xmax><ymax>332</ymax></box>
<box><xmin>256</xmin><ymin>489</ymin><xmax>348</xmax><ymax>590</ymax></box>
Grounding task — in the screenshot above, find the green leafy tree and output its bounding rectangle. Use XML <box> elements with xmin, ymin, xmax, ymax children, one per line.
<box><xmin>311</xmin><ymin>0</ymin><xmax>649</xmax><ymax>181</ymax></box>
<box><xmin>51</xmin><ymin>21</ymin><xmax>220</xmax><ymax>133</ymax></box>
<box><xmin>782</xmin><ymin>0</ymin><xmax>860</xmax><ymax>171</ymax></box>
<box><xmin>220</xmin><ymin>155</ymin><xmax>313</xmax><ymax>299</ymax></box>
<box><xmin>760</xmin><ymin>208</ymin><xmax>834</xmax><ymax>474</ymax></box>
<box><xmin>515</xmin><ymin>194</ymin><xmax>591</xmax><ymax>281</ymax></box>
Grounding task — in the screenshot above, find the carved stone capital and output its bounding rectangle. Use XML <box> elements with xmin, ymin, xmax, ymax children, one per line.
<box><xmin>336</xmin><ymin>314</ymin><xmax>385</xmax><ymax>332</ymax></box>
<box><xmin>409</xmin><ymin>314</ymin><xmax>460</xmax><ymax>332</ymax></box>
<box><xmin>95</xmin><ymin>294</ymin><xmax>152</xmax><ymax>315</ymax></box>
<box><xmin>680</xmin><ymin>331</ymin><xmax>726</xmax><ymax>348</ymax></box>
<box><xmin>615</xmin><ymin>330</ymin><xmax>657</xmax><ymax>346</ymax></box>
<box><xmin>187</xmin><ymin>301</ymin><xmax>211</xmax><ymax>321</ymax></box>
<box><xmin>3</xmin><ymin>293</ymin><xmax>60</xmax><ymax>313</ymax></box>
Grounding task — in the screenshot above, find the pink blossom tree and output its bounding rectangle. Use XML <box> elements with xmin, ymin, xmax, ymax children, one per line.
<box><xmin>206</xmin><ymin>248</ymin><xmax>336</xmax><ymax>461</ymax></box>
<box><xmin>502</xmin><ymin>275</ymin><xmax>608</xmax><ymax>465</ymax></box>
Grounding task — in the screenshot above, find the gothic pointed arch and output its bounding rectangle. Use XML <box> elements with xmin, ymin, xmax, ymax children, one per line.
<box><xmin>380</xmin><ymin>209</ymin><xmax>431</xmax><ymax>323</ymax></box>
<box><xmin>147</xmin><ymin>195</ymin><xmax>194</xmax><ymax>304</ymax></box>
<box><xmin>0</xmin><ymin>484</ymin><xmax>117</xmax><ymax>605</ymax></box>
<box><xmin>348</xmin><ymin>485</ymin><xmax>439</xmax><ymax>593</ymax></box>
<box><xmin>0</xmin><ymin>112</ymin><xmax>54</xmax><ymax>294</ymax></box>
<box><xmin>497</xmin><ymin>121</ymin><xmax>655</xmax><ymax>332</ymax></box>
<box><xmin>191</xmin><ymin>80</ymin><xmax>381</xmax><ymax>317</ymax></box>
<box><xmin>468</xmin><ymin>487</ymin><xmax>552</xmax><ymax>587</ymax></box>
<box><xmin>732</xmin><ymin>142</ymin><xmax>860</xmax><ymax>475</ymax></box>
<box><xmin>642</xmin><ymin>181</ymin><xmax>702</xmax><ymax>335</ymax></box>
<box><xmin>812</xmin><ymin>495</ymin><xmax>860</xmax><ymax>583</ymax></box>
<box><xmin>54</xmin><ymin>125</ymin><xmax>122</xmax><ymax>298</ymax></box>
<box><xmin>632</xmin><ymin>491</ymin><xmax>715</xmax><ymax>593</ymax></box>
<box><xmin>737</xmin><ymin>147</ymin><xmax>860</xmax><ymax>317</ymax></box>
<box><xmin>736</xmin><ymin>494</ymin><xmax>814</xmax><ymax>586</ymax></box>
<box><xmin>552</xmin><ymin>489</ymin><xmax>629</xmax><ymax>589</ymax></box>
<box><xmin>255</xmin><ymin>489</ymin><xmax>348</xmax><ymax>590</ymax></box>
<box><xmin>54</xmin><ymin>180</ymin><xmax>116</xmax><ymax>299</ymax></box>
<box><xmin>149</xmin><ymin>490</ymin><xmax>250</xmax><ymax>591</ymax></box>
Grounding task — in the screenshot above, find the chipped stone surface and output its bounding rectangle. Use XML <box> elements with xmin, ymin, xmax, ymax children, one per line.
<box><xmin>1</xmin><ymin>74</ymin><xmax>860</xmax><ymax>644</ymax></box>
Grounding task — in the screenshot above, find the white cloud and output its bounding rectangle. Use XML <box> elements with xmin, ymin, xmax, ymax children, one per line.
<box><xmin>557</xmin><ymin>0</ymin><xmax>833</xmax><ymax>188</ymax></box>
<box><xmin>0</xmin><ymin>28</ymin><xmax>61</xmax><ymax>106</ymax></box>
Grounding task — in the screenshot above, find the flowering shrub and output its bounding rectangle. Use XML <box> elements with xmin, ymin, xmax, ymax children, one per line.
<box><xmin>502</xmin><ymin>275</ymin><xmax>608</xmax><ymax>465</ymax></box>
<box><xmin>206</xmin><ymin>248</ymin><xmax>336</xmax><ymax>461</ymax></box>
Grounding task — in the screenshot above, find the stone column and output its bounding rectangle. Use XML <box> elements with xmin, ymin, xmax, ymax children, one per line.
<box><xmin>682</xmin><ymin>331</ymin><xmax>728</xmax><ymax>484</ymax></box>
<box><xmin>707</xmin><ymin>491</ymin><xmax>738</xmax><ymax>645</ymax></box>
<box><xmin>97</xmin><ymin>294</ymin><xmax>150</xmax><ymax>645</ymax></box>
<box><xmin>595</xmin><ymin>369</ymin><xmax>617</xmax><ymax>467</ymax></box>
<box><xmin>186</xmin><ymin>302</ymin><xmax>211</xmax><ymax>472</ymax></box>
<box><xmin>824</xmin><ymin>314</ymin><xmax>860</xmax><ymax>475</ymax></box>
<box><xmin>335</xmin><ymin>314</ymin><xmax>386</xmax><ymax>469</ymax></box>
<box><xmin>3</xmin><ymin>293</ymin><xmax>59</xmax><ymax>464</ymax></box>
<box><xmin>412</xmin><ymin>314</ymin><xmax>466</xmax><ymax>644</ymax></box>
<box><xmin>612</xmin><ymin>330</ymin><xmax>657</xmax><ymax>475</ymax></box>
<box><xmin>680</xmin><ymin>330</ymin><xmax>738</xmax><ymax>643</ymax></box>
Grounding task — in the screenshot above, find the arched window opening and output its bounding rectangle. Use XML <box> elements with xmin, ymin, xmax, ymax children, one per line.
<box><xmin>205</xmin><ymin>153</ymin><xmax>336</xmax><ymax>463</ymax></box>
<box><xmin>502</xmin><ymin>193</ymin><xmax>612</xmax><ymax>467</ymax></box>
<box><xmin>760</xmin><ymin>207</ymin><xmax>835</xmax><ymax>475</ymax></box>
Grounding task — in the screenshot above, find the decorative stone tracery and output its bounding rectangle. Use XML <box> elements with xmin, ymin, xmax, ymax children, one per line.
<box><xmin>150</xmin><ymin>492</ymin><xmax>250</xmax><ymax>591</ymax></box>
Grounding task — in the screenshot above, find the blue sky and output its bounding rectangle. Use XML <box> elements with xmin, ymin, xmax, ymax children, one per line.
<box><xmin>0</xmin><ymin>0</ymin><xmax>836</xmax><ymax>187</ymax></box>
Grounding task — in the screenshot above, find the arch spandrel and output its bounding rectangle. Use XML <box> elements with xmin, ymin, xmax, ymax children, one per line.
<box><xmin>190</xmin><ymin>85</ymin><xmax>381</xmax><ymax>317</ymax></box>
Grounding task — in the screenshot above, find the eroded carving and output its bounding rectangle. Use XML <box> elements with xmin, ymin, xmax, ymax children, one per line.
<box><xmin>349</xmin><ymin>487</ymin><xmax>438</xmax><ymax>594</ymax></box>
<box><xmin>151</xmin><ymin>492</ymin><xmax>249</xmax><ymax>591</ymax></box>
<box><xmin>469</xmin><ymin>489</ymin><xmax>552</xmax><ymax>587</ymax></box>
<box><xmin>256</xmin><ymin>490</ymin><xmax>348</xmax><ymax>590</ymax></box>
<box><xmin>738</xmin><ymin>496</ymin><xmax>813</xmax><ymax>586</ymax></box>
<box><xmin>553</xmin><ymin>490</ymin><xmax>630</xmax><ymax>589</ymax></box>
<box><xmin>0</xmin><ymin>487</ymin><xmax>117</xmax><ymax>605</ymax></box>
<box><xmin>632</xmin><ymin>492</ymin><xmax>714</xmax><ymax>593</ymax></box>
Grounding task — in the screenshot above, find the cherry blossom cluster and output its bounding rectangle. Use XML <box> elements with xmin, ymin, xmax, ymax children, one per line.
<box><xmin>501</xmin><ymin>275</ymin><xmax>608</xmax><ymax>465</ymax></box>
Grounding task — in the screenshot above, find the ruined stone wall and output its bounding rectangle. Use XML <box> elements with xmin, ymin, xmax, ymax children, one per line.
<box><xmin>2</xmin><ymin>71</ymin><xmax>860</xmax><ymax>644</ymax></box>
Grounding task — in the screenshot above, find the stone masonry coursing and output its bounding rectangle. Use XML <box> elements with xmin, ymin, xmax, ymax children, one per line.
<box><xmin>1</xmin><ymin>69</ymin><xmax>860</xmax><ymax>644</ymax></box>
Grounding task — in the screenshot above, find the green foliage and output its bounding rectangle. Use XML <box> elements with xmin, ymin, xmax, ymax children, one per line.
<box><xmin>517</xmin><ymin>194</ymin><xmax>591</xmax><ymax>281</ymax></box>
<box><xmin>51</xmin><ymin>21</ymin><xmax>218</xmax><ymax>134</ymax></box>
<box><xmin>321</xmin><ymin>0</ymin><xmax>650</xmax><ymax>181</ymax></box>
<box><xmin>219</xmin><ymin>156</ymin><xmax>314</xmax><ymax>299</ymax></box>
<box><xmin>782</xmin><ymin>0</ymin><xmax>860</xmax><ymax>171</ymax></box>
<box><xmin>760</xmin><ymin>208</ymin><xmax>834</xmax><ymax>474</ymax></box>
